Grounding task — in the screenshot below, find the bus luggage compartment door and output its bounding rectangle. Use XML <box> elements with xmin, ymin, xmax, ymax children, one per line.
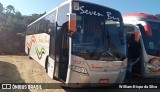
<box><xmin>47</xmin><ymin>57</ymin><xmax>55</xmax><ymax>79</ymax></box>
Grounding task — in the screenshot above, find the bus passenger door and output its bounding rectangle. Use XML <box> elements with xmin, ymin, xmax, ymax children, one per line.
<box><xmin>54</xmin><ymin>24</ymin><xmax>69</xmax><ymax>81</ymax></box>
<box><xmin>54</xmin><ymin>3</ymin><xmax>70</xmax><ymax>82</ymax></box>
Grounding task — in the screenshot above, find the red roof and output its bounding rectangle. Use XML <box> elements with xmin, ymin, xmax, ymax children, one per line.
<box><xmin>123</xmin><ymin>13</ymin><xmax>160</xmax><ymax>20</ymax></box>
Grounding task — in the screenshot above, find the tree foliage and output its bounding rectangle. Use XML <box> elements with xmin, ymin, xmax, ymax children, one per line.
<box><xmin>0</xmin><ymin>3</ymin><xmax>4</xmax><ymax>13</ymax></box>
<box><xmin>0</xmin><ymin>3</ymin><xmax>45</xmax><ymax>33</ymax></box>
<box><xmin>6</xmin><ymin>5</ymin><xmax>15</xmax><ymax>14</ymax></box>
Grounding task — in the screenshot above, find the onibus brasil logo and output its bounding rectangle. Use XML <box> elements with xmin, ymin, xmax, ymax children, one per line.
<box><xmin>35</xmin><ymin>47</ymin><xmax>46</xmax><ymax>60</ymax></box>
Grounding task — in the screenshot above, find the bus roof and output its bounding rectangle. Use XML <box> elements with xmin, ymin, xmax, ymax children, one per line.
<box><xmin>123</xmin><ymin>13</ymin><xmax>160</xmax><ymax>20</ymax></box>
<box><xmin>28</xmin><ymin>0</ymin><xmax>121</xmax><ymax>27</ymax></box>
<box><xmin>72</xmin><ymin>0</ymin><xmax>120</xmax><ymax>13</ymax></box>
<box><xmin>28</xmin><ymin>0</ymin><xmax>70</xmax><ymax>27</ymax></box>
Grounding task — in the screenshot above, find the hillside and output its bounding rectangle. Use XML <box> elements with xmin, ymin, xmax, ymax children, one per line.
<box><xmin>0</xmin><ymin>30</ymin><xmax>25</xmax><ymax>55</ymax></box>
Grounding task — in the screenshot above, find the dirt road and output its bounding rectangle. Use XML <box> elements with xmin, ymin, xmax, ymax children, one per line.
<box><xmin>0</xmin><ymin>55</ymin><xmax>64</xmax><ymax>92</ymax></box>
<box><xmin>0</xmin><ymin>55</ymin><xmax>160</xmax><ymax>92</ymax></box>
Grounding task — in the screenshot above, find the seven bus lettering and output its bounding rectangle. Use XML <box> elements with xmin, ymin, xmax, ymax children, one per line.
<box><xmin>79</xmin><ymin>6</ymin><xmax>120</xmax><ymax>21</ymax></box>
<box><xmin>80</xmin><ymin>6</ymin><xmax>103</xmax><ymax>16</ymax></box>
<box><xmin>106</xmin><ymin>12</ymin><xmax>120</xmax><ymax>21</ymax></box>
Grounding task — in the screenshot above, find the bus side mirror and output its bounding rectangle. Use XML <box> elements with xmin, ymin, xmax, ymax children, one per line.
<box><xmin>144</xmin><ymin>24</ymin><xmax>152</xmax><ymax>37</ymax></box>
<box><xmin>68</xmin><ymin>13</ymin><xmax>77</xmax><ymax>34</ymax></box>
<box><xmin>134</xmin><ymin>31</ymin><xmax>140</xmax><ymax>42</ymax></box>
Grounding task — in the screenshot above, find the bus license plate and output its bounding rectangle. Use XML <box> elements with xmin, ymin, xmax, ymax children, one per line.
<box><xmin>99</xmin><ymin>79</ymin><xmax>109</xmax><ymax>83</ymax></box>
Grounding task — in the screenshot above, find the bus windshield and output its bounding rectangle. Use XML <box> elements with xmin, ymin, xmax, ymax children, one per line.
<box><xmin>142</xmin><ymin>21</ymin><xmax>160</xmax><ymax>56</ymax></box>
<box><xmin>72</xmin><ymin>15</ymin><xmax>126</xmax><ymax>61</ymax></box>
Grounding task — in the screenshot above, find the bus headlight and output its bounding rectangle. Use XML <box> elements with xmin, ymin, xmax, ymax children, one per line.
<box><xmin>71</xmin><ymin>65</ymin><xmax>88</xmax><ymax>74</ymax></box>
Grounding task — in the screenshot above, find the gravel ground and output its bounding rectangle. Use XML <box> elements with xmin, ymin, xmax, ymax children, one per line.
<box><xmin>0</xmin><ymin>55</ymin><xmax>64</xmax><ymax>92</ymax></box>
<box><xmin>0</xmin><ymin>55</ymin><xmax>160</xmax><ymax>92</ymax></box>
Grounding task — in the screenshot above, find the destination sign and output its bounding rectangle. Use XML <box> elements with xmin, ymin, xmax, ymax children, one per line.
<box><xmin>73</xmin><ymin>2</ymin><xmax>121</xmax><ymax>21</ymax></box>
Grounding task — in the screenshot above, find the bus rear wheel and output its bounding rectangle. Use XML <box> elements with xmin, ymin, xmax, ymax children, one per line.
<box><xmin>45</xmin><ymin>56</ymin><xmax>49</xmax><ymax>73</ymax></box>
<box><xmin>28</xmin><ymin>48</ymin><xmax>32</xmax><ymax>59</ymax></box>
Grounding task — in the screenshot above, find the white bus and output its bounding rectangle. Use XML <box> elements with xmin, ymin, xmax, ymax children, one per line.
<box><xmin>123</xmin><ymin>13</ymin><xmax>160</xmax><ymax>77</ymax></box>
<box><xmin>25</xmin><ymin>0</ymin><xmax>127</xmax><ymax>87</ymax></box>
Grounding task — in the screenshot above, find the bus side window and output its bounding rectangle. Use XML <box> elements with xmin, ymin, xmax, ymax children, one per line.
<box><xmin>56</xmin><ymin>3</ymin><xmax>69</xmax><ymax>56</ymax></box>
<box><xmin>48</xmin><ymin>10</ymin><xmax>57</xmax><ymax>57</ymax></box>
<box><xmin>57</xmin><ymin>4</ymin><xmax>69</xmax><ymax>27</ymax></box>
<box><xmin>49</xmin><ymin>23</ymin><xmax>57</xmax><ymax>57</ymax></box>
<box><xmin>45</xmin><ymin>11</ymin><xmax>57</xmax><ymax>34</ymax></box>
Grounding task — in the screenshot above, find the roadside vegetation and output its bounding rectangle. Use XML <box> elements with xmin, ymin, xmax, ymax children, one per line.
<box><xmin>0</xmin><ymin>3</ymin><xmax>45</xmax><ymax>54</ymax></box>
<box><xmin>0</xmin><ymin>3</ymin><xmax>45</xmax><ymax>33</ymax></box>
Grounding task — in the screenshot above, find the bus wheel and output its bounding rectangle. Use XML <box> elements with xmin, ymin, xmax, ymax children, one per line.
<box><xmin>28</xmin><ymin>48</ymin><xmax>32</xmax><ymax>59</ymax></box>
<box><xmin>45</xmin><ymin>56</ymin><xmax>49</xmax><ymax>73</ymax></box>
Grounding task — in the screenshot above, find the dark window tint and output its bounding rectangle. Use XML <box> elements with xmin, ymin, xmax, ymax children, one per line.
<box><xmin>72</xmin><ymin>15</ymin><xmax>126</xmax><ymax>61</ymax></box>
<box><xmin>26</xmin><ymin>10</ymin><xmax>57</xmax><ymax>35</ymax></box>
<box><xmin>140</xmin><ymin>21</ymin><xmax>160</xmax><ymax>56</ymax></box>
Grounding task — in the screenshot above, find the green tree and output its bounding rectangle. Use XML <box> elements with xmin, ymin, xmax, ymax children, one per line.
<box><xmin>0</xmin><ymin>3</ymin><xmax>5</xmax><ymax>31</ymax></box>
<box><xmin>6</xmin><ymin>5</ymin><xmax>15</xmax><ymax>15</ymax></box>
<box><xmin>0</xmin><ymin>3</ymin><xmax>4</xmax><ymax>13</ymax></box>
<box><xmin>4</xmin><ymin>16</ymin><xmax>14</xmax><ymax>31</ymax></box>
<box><xmin>25</xmin><ymin>13</ymin><xmax>45</xmax><ymax>25</ymax></box>
<box><xmin>15</xmin><ymin>11</ymin><xmax>22</xmax><ymax>19</ymax></box>
<box><xmin>0</xmin><ymin>3</ymin><xmax>46</xmax><ymax>33</ymax></box>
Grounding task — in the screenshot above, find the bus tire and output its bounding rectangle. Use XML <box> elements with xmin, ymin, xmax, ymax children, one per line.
<box><xmin>45</xmin><ymin>56</ymin><xmax>49</xmax><ymax>73</ymax></box>
<box><xmin>28</xmin><ymin>48</ymin><xmax>32</xmax><ymax>59</ymax></box>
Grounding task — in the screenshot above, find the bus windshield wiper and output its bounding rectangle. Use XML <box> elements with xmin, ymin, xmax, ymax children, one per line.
<box><xmin>97</xmin><ymin>49</ymin><xmax>118</xmax><ymax>60</ymax></box>
<box><xmin>106</xmin><ymin>50</ymin><xmax>118</xmax><ymax>60</ymax></box>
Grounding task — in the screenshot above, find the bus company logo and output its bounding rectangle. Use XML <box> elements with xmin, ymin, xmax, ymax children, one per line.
<box><xmin>27</xmin><ymin>35</ymin><xmax>36</xmax><ymax>51</ymax></box>
<box><xmin>35</xmin><ymin>47</ymin><xmax>46</xmax><ymax>60</ymax></box>
<box><xmin>38</xmin><ymin>35</ymin><xmax>49</xmax><ymax>43</ymax></box>
<box><xmin>91</xmin><ymin>64</ymin><xmax>103</xmax><ymax>68</ymax></box>
<box><xmin>73</xmin><ymin>2</ymin><xmax>80</xmax><ymax>11</ymax></box>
